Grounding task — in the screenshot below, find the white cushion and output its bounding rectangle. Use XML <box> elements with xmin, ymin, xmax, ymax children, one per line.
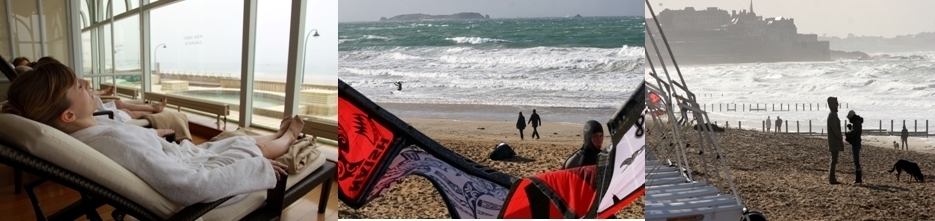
<box><xmin>0</xmin><ymin>113</ymin><xmax>181</xmax><ymax>218</ymax></box>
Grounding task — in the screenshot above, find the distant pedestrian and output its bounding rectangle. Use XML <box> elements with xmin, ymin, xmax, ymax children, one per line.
<box><xmin>826</xmin><ymin>97</ymin><xmax>844</xmax><ymax>185</ymax></box>
<box><xmin>516</xmin><ymin>112</ymin><xmax>526</xmax><ymax>140</ymax></box>
<box><xmin>776</xmin><ymin>116</ymin><xmax>783</xmax><ymax>133</ymax></box>
<box><xmin>528</xmin><ymin>109</ymin><xmax>541</xmax><ymax>139</ymax></box>
<box><xmin>766</xmin><ymin>116</ymin><xmax>771</xmax><ymax>132</ymax></box>
<box><xmin>901</xmin><ymin>125</ymin><xmax>909</xmax><ymax>151</ymax></box>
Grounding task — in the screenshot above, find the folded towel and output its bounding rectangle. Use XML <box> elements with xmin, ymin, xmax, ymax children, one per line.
<box><xmin>276</xmin><ymin>136</ymin><xmax>321</xmax><ymax>174</ymax></box>
<box><xmin>144</xmin><ymin>111</ymin><xmax>193</xmax><ymax>142</ymax></box>
<box><xmin>210</xmin><ymin>129</ymin><xmax>320</xmax><ymax>174</ymax></box>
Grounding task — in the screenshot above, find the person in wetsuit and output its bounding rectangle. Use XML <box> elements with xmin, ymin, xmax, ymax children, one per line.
<box><xmin>562</xmin><ymin>120</ymin><xmax>604</xmax><ymax>169</ymax></box>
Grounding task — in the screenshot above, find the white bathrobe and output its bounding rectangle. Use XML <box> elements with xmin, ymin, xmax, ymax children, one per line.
<box><xmin>92</xmin><ymin>96</ymin><xmax>133</xmax><ymax>122</ymax></box>
<box><xmin>70</xmin><ymin>119</ymin><xmax>276</xmax><ymax>206</ymax></box>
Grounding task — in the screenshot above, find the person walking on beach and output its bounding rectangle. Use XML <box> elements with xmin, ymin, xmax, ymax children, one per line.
<box><xmin>846</xmin><ymin>110</ymin><xmax>864</xmax><ymax>184</ymax></box>
<box><xmin>776</xmin><ymin>116</ymin><xmax>783</xmax><ymax>133</ymax></box>
<box><xmin>765</xmin><ymin>116</ymin><xmax>771</xmax><ymax>132</ymax></box>
<box><xmin>528</xmin><ymin>109</ymin><xmax>541</xmax><ymax>140</ymax></box>
<box><xmin>901</xmin><ymin>125</ymin><xmax>909</xmax><ymax>151</ymax></box>
<box><xmin>826</xmin><ymin>97</ymin><xmax>844</xmax><ymax>184</ymax></box>
<box><xmin>516</xmin><ymin>112</ymin><xmax>526</xmax><ymax>140</ymax></box>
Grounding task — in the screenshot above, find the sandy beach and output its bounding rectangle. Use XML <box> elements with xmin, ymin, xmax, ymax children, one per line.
<box><xmin>338</xmin><ymin>118</ymin><xmax>644</xmax><ymax>219</ymax></box>
<box><xmin>649</xmin><ymin>127</ymin><xmax>935</xmax><ymax>220</ymax></box>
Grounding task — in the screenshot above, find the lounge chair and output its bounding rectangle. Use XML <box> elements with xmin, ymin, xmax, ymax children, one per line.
<box><xmin>0</xmin><ymin>113</ymin><xmax>336</xmax><ymax>221</ymax></box>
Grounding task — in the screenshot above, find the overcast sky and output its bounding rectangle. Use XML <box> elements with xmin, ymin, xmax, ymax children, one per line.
<box><xmin>647</xmin><ymin>0</ymin><xmax>935</xmax><ymax>38</ymax></box>
<box><xmin>339</xmin><ymin>0</ymin><xmax>643</xmax><ymax>22</ymax></box>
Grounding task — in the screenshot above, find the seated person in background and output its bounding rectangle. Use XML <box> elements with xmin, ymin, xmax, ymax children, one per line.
<box><xmin>11</xmin><ymin>56</ymin><xmax>30</xmax><ymax>67</ymax></box>
<box><xmin>2</xmin><ymin>62</ymin><xmax>305</xmax><ymax>206</ymax></box>
<box><xmin>79</xmin><ymin>79</ymin><xmax>168</xmax><ymax>121</ymax></box>
<box><xmin>563</xmin><ymin>120</ymin><xmax>604</xmax><ymax>169</ymax></box>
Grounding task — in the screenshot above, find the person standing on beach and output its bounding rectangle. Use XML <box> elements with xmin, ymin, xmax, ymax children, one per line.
<box><xmin>562</xmin><ymin>120</ymin><xmax>604</xmax><ymax>169</ymax></box>
<box><xmin>776</xmin><ymin>116</ymin><xmax>783</xmax><ymax>133</ymax></box>
<box><xmin>765</xmin><ymin>116</ymin><xmax>771</xmax><ymax>132</ymax></box>
<box><xmin>826</xmin><ymin>97</ymin><xmax>844</xmax><ymax>184</ymax></box>
<box><xmin>528</xmin><ymin>109</ymin><xmax>541</xmax><ymax>139</ymax></box>
<box><xmin>516</xmin><ymin>112</ymin><xmax>526</xmax><ymax>140</ymax></box>
<box><xmin>846</xmin><ymin>110</ymin><xmax>864</xmax><ymax>184</ymax></box>
<box><xmin>901</xmin><ymin>125</ymin><xmax>909</xmax><ymax>151</ymax></box>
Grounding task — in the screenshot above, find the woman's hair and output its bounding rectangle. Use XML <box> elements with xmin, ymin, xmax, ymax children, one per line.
<box><xmin>1</xmin><ymin>62</ymin><xmax>77</xmax><ymax>128</ymax></box>
<box><xmin>34</xmin><ymin>56</ymin><xmax>60</xmax><ymax>67</ymax></box>
<box><xmin>11</xmin><ymin>56</ymin><xmax>29</xmax><ymax>66</ymax></box>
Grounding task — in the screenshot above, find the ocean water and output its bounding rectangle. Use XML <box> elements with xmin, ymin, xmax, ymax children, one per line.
<box><xmin>339</xmin><ymin>17</ymin><xmax>645</xmax><ymax>118</ymax></box>
<box><xmin>650</xmin><ymin>51</ymin><xmax>935</xmax><ymax>133</ymax></box>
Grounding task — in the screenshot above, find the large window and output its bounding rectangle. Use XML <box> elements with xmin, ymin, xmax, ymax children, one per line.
<box><xmin>10</xmin><ymin>1</ymin><xmax>40</xmax><ymax>60</ymax></box>
<box><xmin>150</xmin><ymin>0</ymin><xmax>244</xmax><ymax>122</ymax></box>
<box><xmin>112</xmin><ymin>15</ymin><xmax>140</xmax><ymax>88</ymax></box>
<box><xmin>3</xmin><ymin>0</ymin><xmax>336</xmax><ymax>135</ymax></box>
<box><xmin>248</xmin><ymin>0</ymin><xmax>294</xmax><ymax>130</ymax></box>
<box><xmin>41</xmin><ymin>0</ymin><xmax>68</xmax><ymax>63</ymax></box>
<box><xmin>299</xmin><ymin>0</ymin><xmax>338</xmax><ymax>124</ymax></box>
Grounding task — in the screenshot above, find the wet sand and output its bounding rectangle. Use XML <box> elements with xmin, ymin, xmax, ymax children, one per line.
<box><xmin>377</xmin><ymin>102</ymin><xmax>617</xmax><ymax>125</ymax></box>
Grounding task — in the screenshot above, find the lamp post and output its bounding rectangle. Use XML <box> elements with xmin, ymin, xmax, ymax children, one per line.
<box><xmin>301</xmin><ymin>29</ymin><xmax>319</xmax><ymax>78</ymax></box>
<box><xmin>154</xmin><ymin>43</ymin><xmax>166</xmax><ymax>74</ymax></box>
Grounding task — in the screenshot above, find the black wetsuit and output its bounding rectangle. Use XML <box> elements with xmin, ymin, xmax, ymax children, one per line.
<box><xmin>563</xmin><ymin>120</ymin><xmax>603</xmax><ymax>169</ymax></box>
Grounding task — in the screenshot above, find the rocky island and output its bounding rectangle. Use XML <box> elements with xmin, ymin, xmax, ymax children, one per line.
<box><xmin>380</xmin><ymin>12</ymin><xmax>489</xmax><ymax>21</ymax></box>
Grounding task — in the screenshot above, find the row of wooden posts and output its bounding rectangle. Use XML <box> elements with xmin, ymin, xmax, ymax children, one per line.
<box><xmin>700</xmin><ymin>103</ymin><xmax>850</xmax><ymax>112</ymax></box>
<box><xmin>713</xmin><ymin>119</ymin><xmax>930</xmax><ymax>137</ymax></box>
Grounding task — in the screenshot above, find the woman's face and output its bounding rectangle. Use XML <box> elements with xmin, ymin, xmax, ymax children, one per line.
<box><xmin>66</xmin><ymin>79</ymin><xmax>97</xmax><ymax>119</ymax></box>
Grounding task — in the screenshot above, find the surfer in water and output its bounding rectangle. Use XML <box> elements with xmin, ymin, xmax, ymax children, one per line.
<box><xmin>394</xmin><ymin>81</ymin><xmax>403</xmax><ymax>91</ymax></box>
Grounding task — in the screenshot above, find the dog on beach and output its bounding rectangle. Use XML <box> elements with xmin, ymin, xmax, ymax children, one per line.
<box><xmin>893</xmin><ymin>141</ymin><xmax>899</xmax><ymax>150</ymax></box>
<box><xmin>888</xmin><ymin>159</ymin><xmax>924</xmax><ymax>183</ymax></box>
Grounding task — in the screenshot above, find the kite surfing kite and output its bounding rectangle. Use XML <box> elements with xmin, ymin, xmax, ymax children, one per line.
<box><xmin>337</xmin><ymin>79</ymin><xmax>645</xmax><ymax>218</ymax></box>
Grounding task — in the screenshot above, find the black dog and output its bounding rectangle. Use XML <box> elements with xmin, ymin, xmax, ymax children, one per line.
<box><xmin>888</xmin><ymin>159</ymin><xmax>924</xmax><ymax>183</ymax></box>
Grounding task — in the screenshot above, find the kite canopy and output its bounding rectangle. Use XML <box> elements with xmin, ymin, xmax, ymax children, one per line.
<box><xmin>337</xmin><ymin>79</ymin><xmax>645</xmax><ymax>219</ymax></box>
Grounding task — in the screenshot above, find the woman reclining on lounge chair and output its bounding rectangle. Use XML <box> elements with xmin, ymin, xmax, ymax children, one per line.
<box><xmin>1</xmin><ymin>62</ymin><xmax>305</xmax><ymax>206</ymax></box>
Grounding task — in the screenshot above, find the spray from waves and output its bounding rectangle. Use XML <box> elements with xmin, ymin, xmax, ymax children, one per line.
<box><xmin>341</xmin><ymin>46</ymin><xmax>643</xmax><ymax>72</ymax></box>
<box><xmin>445</xmin><ymin>37</ymin><xmax>509</xmax><ymax>44</ymax></box>
<box><xmin>616</xmin><ymin>45</ymin><xmax>645</xmax><ymax>57</ymax></box>
<box><xmin>362</xmin><ymin>35</ymin><xmax>392</xmax><ymax>40</ymax></box>
<box><xmin>343</xmin><ymin>67</ymin><xmax>455</xmax><ymax>79</ymax></box>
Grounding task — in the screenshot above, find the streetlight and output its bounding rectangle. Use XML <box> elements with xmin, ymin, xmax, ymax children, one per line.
<box><xmin>154</xmin><ymin>43</ymin><xmax>166</xmax><ymax>74</ymax></box>
<box><xmin>301</xmin><ymin>29</ymin><xmax>319</xmax><ymax>77</ymax></box>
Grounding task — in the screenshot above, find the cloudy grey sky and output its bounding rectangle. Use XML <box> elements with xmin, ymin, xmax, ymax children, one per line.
<box><xmin>647</xmin><ymin>0</ymin><xmax>935</xmax><ymax>38</ymax></box>
<box><xmin>339</xmin><ymin>0</ymin><xmax>643</xmax><ymax>22</ymax></box>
